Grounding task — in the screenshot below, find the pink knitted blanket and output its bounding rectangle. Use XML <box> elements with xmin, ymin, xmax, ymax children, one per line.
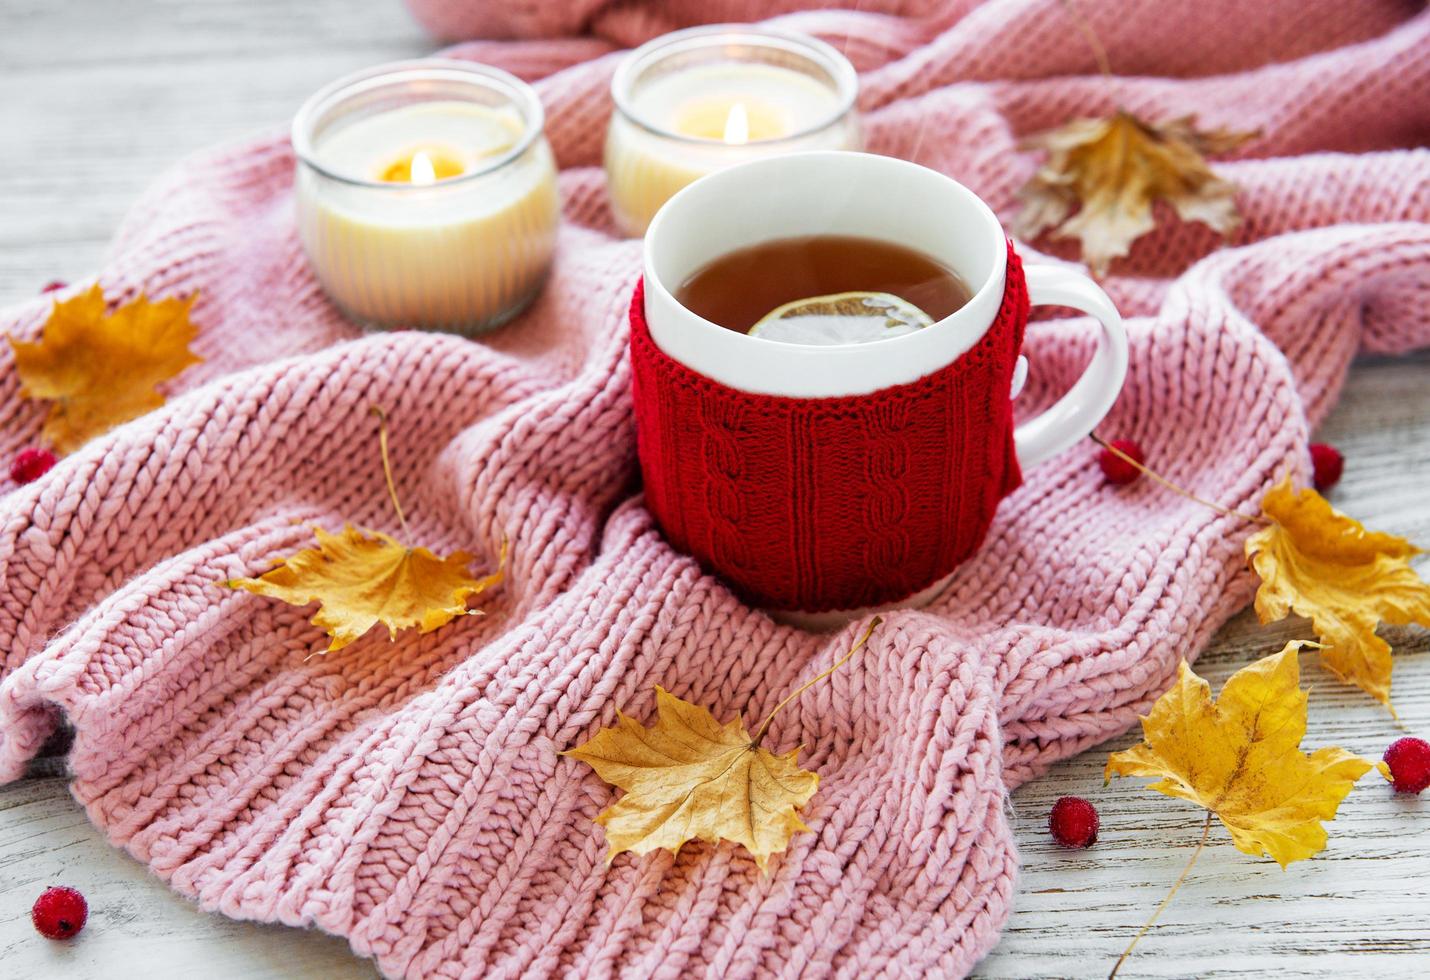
<box><xmin>1</xmin><ymin>1</ymin><xmax>1427</xmax><ymax>976</ymax></box>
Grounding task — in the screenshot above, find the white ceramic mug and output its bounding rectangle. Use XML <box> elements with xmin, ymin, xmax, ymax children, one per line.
<box><xmin>641</xmin><ymin>150</ymin><xmax>1127</xmax><ymax>469</ymax></box>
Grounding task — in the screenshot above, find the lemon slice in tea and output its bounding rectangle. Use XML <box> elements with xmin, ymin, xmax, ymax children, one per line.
<box><xmin>747</xmin><ymin>292</ymin><xmax>934</xmax><ymax>345</ymax></box>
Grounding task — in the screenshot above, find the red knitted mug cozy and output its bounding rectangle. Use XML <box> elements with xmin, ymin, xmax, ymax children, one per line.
<box><xmin>630</xmin><ymin>241</ymin><xmax>1030</xmax><ymax>612</ymax></box>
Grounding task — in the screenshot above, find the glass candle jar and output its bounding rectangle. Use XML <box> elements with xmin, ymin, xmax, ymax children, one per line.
<box><xmin>604</xmin><ymin>25</ymin><xmax>862</xmax><ymax>238</ymax></box>
<box><xmin>292</xmin><ymin>60</ymin><xmax>559</xmax><ymax>334</ymax></box>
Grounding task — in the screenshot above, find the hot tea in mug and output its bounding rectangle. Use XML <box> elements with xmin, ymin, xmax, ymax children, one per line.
<box><xmin>677</xmin><ymin>235</ymin><xmax>973</xmax><ymax>344</ymax></box>
<box><xmin>632</xmin><ymin>151</ymin><xmax>1129</xmax><ymax>620</ymax></box>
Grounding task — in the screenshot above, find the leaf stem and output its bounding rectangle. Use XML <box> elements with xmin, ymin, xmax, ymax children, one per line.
<box><xmin>1091</xmin><ymin>434</ymin><xmax>1267</xmax><ymax>524</ymax></box>
<box><xmin>371</xmin><ymin>405</ymin><xmax>408</xmax><ymax>534</ymax></box>
<box><xmin>752</xmin><ymin>616</ymin><xmax>882</xmax><ymax>747</ymax></box>
<box><xmin>1109</xmin><ymin>810</ymin><xmax>1213</xmax><ymax>979</ymax></box>
<box><xmin>1059</xmin><ymin>0</ymin><xmax>1114</xmax><ymax>81</ymax></box>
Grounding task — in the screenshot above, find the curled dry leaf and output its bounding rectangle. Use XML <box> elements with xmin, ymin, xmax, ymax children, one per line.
<box><xmin>226</xmin><ymin>406</ymin><xmax>503</xmax><ymax>653</ymax></box>
<box><xmin>226</xmin><ymin>527</ymin><xmax>504</xmax><ymax>652</ymax></box>
<box><xmin>1107</xmin><ymin>643</ymin><xmax>1386</xmax><ymax>868</ymax></box>
<box><xmin>565</xmin><ymin>618</ymin><xmax>881</xmax><ymax>872</ymax></box>
<box><xmin>1246</xmin><ymin>478</ymin><xmax>1430</xmax><ymax>711</ymax></box>
<box><xmin>11</xmin><ymin>286</ymin><xmax>202</xmax><ymax>453</ymax></box>
<box><xmin>1014</xmin><ymin>110</ymin><xmax>1256</xmax><ymax>275</ymax></box>
<box><xmin>565</xmin><ymin>686</ymin><xmax>817</xmax><ymax>872</ymax></box>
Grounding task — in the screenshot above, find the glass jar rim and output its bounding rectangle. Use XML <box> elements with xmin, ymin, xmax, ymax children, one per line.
<box><xmin>609</xmin><ymin>24</ymin><xmax>859</xmax><ymax>147</ymax></box>
<box><xmin>291</xmin><ymin>59</ymin><xmax>546</xmax><ymax>190</ymax></box>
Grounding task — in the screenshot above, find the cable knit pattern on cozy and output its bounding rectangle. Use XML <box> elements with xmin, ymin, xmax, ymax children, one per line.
<box><xmin>0</xmin><ymin>2</ymin><xmax>1427</xmax><ymax>978</ymax></box>
<box><xmin>630</xmin><ymin>250</ymin><xmax>1027</xmax><ymax>612</ymax></box>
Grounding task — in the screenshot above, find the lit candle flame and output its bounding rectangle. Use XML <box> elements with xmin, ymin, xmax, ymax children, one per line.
<box><xmin>410</xmin><ymin>150</ymin><xmax>437</xmax><ymax>186</ymax></box>
<box><xmin>722</xmin><ymin>103</ymin><xmax>750</xmax><ymax>146</ymax></box>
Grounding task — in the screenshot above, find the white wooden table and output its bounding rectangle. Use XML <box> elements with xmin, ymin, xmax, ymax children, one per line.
<box><xmin>2</xmin><ymin>2</ymin><xmax>1427</xmax><ymax>977</ymax></box>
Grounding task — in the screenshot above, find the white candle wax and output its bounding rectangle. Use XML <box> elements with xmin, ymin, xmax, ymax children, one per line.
<box><xmin>294</xmin><ymin>64</ymin><xmax>559</xmax><ymax>333</ymax></box>
<box><xmin>605</xmin><ymin>29</ymin><xmax>861</xmax><ymax>237</ymax></box>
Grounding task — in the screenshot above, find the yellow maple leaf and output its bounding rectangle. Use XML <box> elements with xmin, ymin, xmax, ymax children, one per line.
<box><xmin>11</xmin><ymin>286</ymin><xmax>202</xmax><ymax>453</ymax></box>
<box><xmin>1107</xmin><ymin>643</ymin><xmax>1385</xmax><ymax>868</ymax></box>
<box><xmin>565</xmin><ymin>618</ymin><xmax>880</xmax><ymax>872</ymax></box>
<box><xmin>226</xmin><ymin>525</ymin><xmax>503</xmax><ymax>652</ymax></box>
<box><xmin>565</xmin><ymin>686</ymin><xmax>817</xmax><ymax>872</ymax></box>
<box><xmin>1014</xmin><ymin>111</ymin><xmax>1256</xmax><ymax>276</ymax></box>
<box><xmin>1246</xmin><ymin>478</ymin><xmax>1430</xmax><ymax>711</ymax></box>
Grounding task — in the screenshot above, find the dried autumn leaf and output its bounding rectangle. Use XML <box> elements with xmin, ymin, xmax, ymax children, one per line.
<box><xmin>1014</xmin><ymin>110</ymin><xmax>1255</xmax><ymax>275</ymax></box>
<box><xmin>226</xmin><ymin>525</ymin><xmax>503</xmax><ymax>652</ymax></box>
<box><xmin>566</xmin><ymin>618</ymin><xmax>880</xmax><ymax>871</ymax></box>
<box><xmin>1107</xmin><ymin>643</ymin><xmax>1385</xmax><ymax>868</ymax></box>
<box><xmin>565</xmin><ymin>686</ymin><xmax>816</xmax><ymax>872</ymax></box>
<box><xmin>11</xmin><ymin>286</ymin><xmax>202</xmax><ymax>453</ymax></box>
<box><xmin>1246</xmin><ymin>478</ymin><xmax>1430</xmax><ymax>711</ymax></box>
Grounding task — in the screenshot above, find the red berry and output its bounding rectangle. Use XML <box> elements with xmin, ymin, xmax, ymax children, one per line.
<box><xmin>31</xmin><ymin>886</ymin><xmax>87</xmax><ymax>940</ymax></box>
<box><xmin>41</xmin><ymin>280</ymin><xmax>67</xmax><ymax>294</ymax></box>
<box><xmin>10</xmin><ymin>446</ymin><xmax>57</xmax><ymax>484</ymax></box>
<box><xmin>1098</xmin><ymin>439</ymin><xmax>1145</xmax><ymax>486</ymax></box>
<box><xmin>1049</xmin><ymin>795</ymin><xmax>1099</xmax><ymax>848</ymax></box>
<box><xmin>1309</xmin><ymin>443</ymin><xmax>1343</xmax><ymax>492</ymax></box>
<box><xmin>1384</xmin><ymin>737</ymin><xmax>1430</xmax><ymax>795</ymax></box>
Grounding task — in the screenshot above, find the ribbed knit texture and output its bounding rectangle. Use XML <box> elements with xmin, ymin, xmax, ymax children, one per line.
<box><xmin>630</xmin><ymin>244</ymin><xmax>1028</xmax><ymax>612</ymax></box>
<box><xmin>0</xmin><ymin>2</ymin><xmax>1426</xmax><ymax>978</ymax></box>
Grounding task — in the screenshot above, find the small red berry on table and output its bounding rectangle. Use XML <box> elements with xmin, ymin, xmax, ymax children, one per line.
<box><xmin>1098</xmin><ymin>439</ymin><xmax>1145</xmax><ymax>486</ymax></box>
<box><xmin>31</xmin><ymin>885</ymin><xmax>88</xmax><ymax>940</ymax></box>
<box><xmin>1384</xmin><ymin>737</ymin><xmax>1430</xmax><ymax>795</ymax></box>
<box><xmin>1049</xmin><ymin>795</ymin><xmax>1100</xmax><ymax>848</ymax></box>
<box><xmin>1309</xmin><ymin>443</ymin><xmax>1343</xmax><ymax>491</ymax></box>
<box><xmin>10</xmin><ymin>446</ymin><xmax>57</xmax><ymax>484</ymax></box>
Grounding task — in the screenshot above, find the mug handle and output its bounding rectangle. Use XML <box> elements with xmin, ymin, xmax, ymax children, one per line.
<box><xmin>1013</xmin><ymin>264</ymin><xmax>1130</xmax><ymax>469</ymax></box>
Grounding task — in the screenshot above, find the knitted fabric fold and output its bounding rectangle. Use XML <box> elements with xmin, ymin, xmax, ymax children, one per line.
<box><xmin>630</xmin><ymin>245</ymin><xmax>1028</xmax><ymax>612</ymax></box>
<box><xmin>0</xmin><ymin>2</ymin><xmax>1427</xmax><ymax>978</ymax></box>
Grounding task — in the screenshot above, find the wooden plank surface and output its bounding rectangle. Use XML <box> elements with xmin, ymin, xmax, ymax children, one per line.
<box><xmin>1</xmin><ymin>2</ymin><xmax>1427</xmax><ymax>978</ymax></box>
